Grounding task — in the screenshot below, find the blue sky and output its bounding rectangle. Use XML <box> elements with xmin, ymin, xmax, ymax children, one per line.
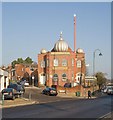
<box><xmin>2</xmin><ymin>2</ymin><xmax>111</xmax><ymax>78</ymax></box>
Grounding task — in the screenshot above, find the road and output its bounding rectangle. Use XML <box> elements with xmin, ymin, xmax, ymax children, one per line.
<box><xmin>22</xmin><ymin>87</ymin><xmax>74</xmax><ymax>103</ymax></box>
<box><xmin>2</xmin><ymin>95</ymin><xmax>112</xmax><ymax>119</ymax></box>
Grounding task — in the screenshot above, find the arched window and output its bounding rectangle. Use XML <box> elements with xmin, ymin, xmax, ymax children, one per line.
<box><xmin>46</xmin><ymin>59</ymin><xmax>49</xmax><ymax>67</ymax></box>
<box><xmin>62</xmin><ymin>73</ymin><xmax>67</xmax><ymax>81</ymax></box>
<box><xmin>72</xmin><ymin>58</ymin><xmax>74</xmax><ymax>66</ymax></box>
<box><xmin>62</xmin><ymin>59</ymin><xmax>67</xmax><ymax>66</ymax></box>
<box><xmin>41</xmin><ymin>73</ymin><xmax>45</xmax><ymax>76</ymax></box>
<box><xmin>41</xmin><ymin>60</ymin><xmax>45</xmax><ymax>68</ymax></box>
<box><xmin>76</xmin><ymin>73</ymin><xmax>84</xmax><ymax>84</ymax></box>
<box><xmin>53</xmin><ymin>74</ymin><xmax>58</xmax><ymax>81</ymax></box>
<box><xmin>77</xmin><ymin>60</ymin><xmax>81</xmax><ymax>68</ymax></box>
<box><xmin>53</xmin><ymin>59</ymin><xmax>59</xmax><ymax>66</ymax></box>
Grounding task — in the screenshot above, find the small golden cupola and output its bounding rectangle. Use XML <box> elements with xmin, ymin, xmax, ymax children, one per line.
<box><xmin>54</xmin><ymin>32</ymin><xmax>68</xmax><ymax>52</ymax></box>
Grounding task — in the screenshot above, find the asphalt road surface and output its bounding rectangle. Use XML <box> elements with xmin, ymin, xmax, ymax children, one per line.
<box><xmin>23</xmin><ymin>87</ymin><xmax>75</xmax><ymax>103</ymax></box>
<box><xmin>2</xmin><ymin>95</ymin><xmax>112</xmax><ymax>119</ymax></box>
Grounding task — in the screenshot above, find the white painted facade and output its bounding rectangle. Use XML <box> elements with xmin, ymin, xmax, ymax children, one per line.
<box><xmin>39</xmin><ymin>73</ymin><xmax>46</xmax><ymax>85</ymax></box>
<box><xmin>85</xmin><ymin>76</ymin><xmax>97</xmax><ymax>86</ymax></box>
<box><xmin>0</xmin><ymin>68</ymin><xmax>9</xmax><ymax>91</ymax></box>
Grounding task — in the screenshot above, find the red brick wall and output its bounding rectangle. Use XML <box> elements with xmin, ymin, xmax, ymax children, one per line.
<box><xmin>38</xmin><ymin>51</ymin><xmax>86</xmax><ymax>87</ymax></box>
<box><xmin>25</xmin><ymin>67</ymin><xmax>32</xmax><ymax>75</ymax></box>
<box><xmin>57</xmin><ymin>86</ymin><xmax>94</xmax><ymax>97</ymax></box>
<box><xmin>15</xmin><ymin>64</ymin><xmax>25</xmax><ymax>80</ymax></box>
<box><xmin>38</xmin><ymin>52</ymin><xmax>77</xmax><ymax>87</ymax></box>
<box><xmin>57</xmin><ymin>86</ymin><xmax>81</xmax><ymax>93</ymax></box>
<box><xmin>15</xmin><ymin>64</ymin><xmax>36</xmax><ymax>80</ymax></box>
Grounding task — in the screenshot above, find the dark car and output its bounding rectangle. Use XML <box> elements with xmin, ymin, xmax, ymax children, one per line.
<box><xmin>64</xmin><ymin>83</ymin><xmax>71</xmax><ymax>88</ymax></box>
<box><xmin>42</xmin><ymin>87</ymin><xmax>58</xmax><ymax>96</ymax></box>
<box><xmin>7</xmin><ymin>83</ymin><xmax>25</xmax><ymax>96</ymax></box>
<box><xmin>1</xmin><ymin>88</ymin><xmax>16</xmax><ymax>100</ymax></box>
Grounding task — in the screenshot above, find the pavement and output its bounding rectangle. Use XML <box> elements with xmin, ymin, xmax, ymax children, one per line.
<box><xmin>0</xmin><ymin>97</ymin><xmax>36</xmax><ymax>108</ymax></box>
<box><xmin>97</xmin><ymin>112</ymin><xmax>113</xmax><ymax>119</ymax></box>
<box><xmin>57</xmin><ymin>92</ymin><xmax>97</xmax><ymax>99</ymax></box>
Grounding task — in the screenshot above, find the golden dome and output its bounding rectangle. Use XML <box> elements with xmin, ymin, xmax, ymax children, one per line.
<box><xmin>54</xmin><ymin>32</ymin><xmax>68</xmax><ymax>52</ymax></box>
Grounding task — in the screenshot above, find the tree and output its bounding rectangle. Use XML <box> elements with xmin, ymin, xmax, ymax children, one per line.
<box><xmin>24</xmin><ymin>57</ymin><xmax>33</xmax><ymax>64</ymax></box>
<box><xmin>17</xmin><ymin>58</ymin><xmax>24</xmax><ymax>63</ymax></box>
<box><xmin>11</xmin><ymin>57</ymin><xmax>33</xmax><ymax>68</ymax></box>
<box><xmin>95</xmin><ymin>72</ymin><xmax>107</xmax><ymax>90</ymax></box>
<box><xmin>12</xmin><ymin>60</ymin><xmax>18</xmax><ymax>68</ymax></box>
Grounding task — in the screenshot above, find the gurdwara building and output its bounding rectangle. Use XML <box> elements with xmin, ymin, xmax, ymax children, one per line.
<box><xmin>38</xmin><ymin>15</ymin><xmax>86</xmax><ymax>87</ymax></box>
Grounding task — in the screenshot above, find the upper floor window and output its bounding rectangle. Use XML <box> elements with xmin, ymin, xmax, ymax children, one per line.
<box><xmin>77</xmin><ymin>60</ymin><xmax>81</xmax><ymax>68</ymax></box>
<box><xmin>41</xmin><ymin>60</ymin><xmax>45</xmax><ymax>68</ymax></box>
<box><xmin>41</xmin><ymin>73</ymin><xmax>45</xmax><ymax>76</ymax></box>
<box><xmin>62</xmin><ymin>59</ymin><xmax>67</xmax><ymax>66</ymax></box>
<box><xmin>53</xmin><ymin>59</ymin><xmax>58</xmax><ymax>66</ymax></box>
<box><xmin>46</xmin><ymin>59</ymin><xmax>49</xmax><ymax>67</ymax></box>
<box><xmin>72</xmin><ymin>58</ymin><xmax>74</xmax><ymax>66</ymax></box>
<box><xmin>72</xmin><ymin>73</ymin><xmax>74</xmax><ymax>81</ymax></box>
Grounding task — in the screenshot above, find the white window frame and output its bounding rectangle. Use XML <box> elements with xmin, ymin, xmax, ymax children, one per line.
<box><xmin>46</xmin><ymin>59</ymin><xmax>49</xmax><ymax>67</ymax></box>
<box><xmin>62</xmin><ymin>59</ymin><xmax>67</xmax><ymax>66</ymax></box>
<box><xmin>62</xmin><ymin>73</ymin><xmax>67</xmax><ymax>81</ymax></box>
<box><xmin>72</xmin><ymin>58</ymin><xmax>74</xmax><ymax>66</ymax></box>
<box><xmin>53</xmin><ymin>59</ymin><xmax>59</xmax><ymax>66</ymax></box>
<box><xmin>41</xmin><ymin>60</ymin><xmax>45</xmax><ymax>68</ymax></box>
<box><xmin>53</xmin><ymin>74</ymin><xmax>58</xmax><ymax>81</ymax></box>
<box><xmin>77</xmin><ymin>60</ymin><xmax>81</xmax><ymax>68</ymax></box>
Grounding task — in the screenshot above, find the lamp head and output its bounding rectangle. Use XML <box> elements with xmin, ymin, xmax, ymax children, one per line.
<box><xmin>99</xmin><ymin>52</ymin><xmax>102</xmax><ymax>56</ymax></box>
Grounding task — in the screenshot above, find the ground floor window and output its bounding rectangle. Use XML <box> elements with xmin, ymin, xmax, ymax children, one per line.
<box><xmin>53</xmin><ymin>74</ymin><xmax>58</xmax><ymax>81</ymax></box>
<box><xmin>62</xmin><ymin>73</ymin><xmax>67</xmax><ymax>81</ymax></box>
<box><xmin>76</xmin><ymin>73</ymin><xmax>84</xmax><ymax>84</ymax></box>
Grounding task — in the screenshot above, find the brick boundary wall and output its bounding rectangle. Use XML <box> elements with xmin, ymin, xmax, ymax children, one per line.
<box><xmin>57</xmin><ymin>85</ymin><xmax>95</xmax><ymax>97</ymax></box>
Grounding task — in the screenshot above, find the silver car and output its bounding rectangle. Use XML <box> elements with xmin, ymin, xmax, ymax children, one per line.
<box><xmin>107</xmin><ymin>88</ymin><xmax>113</xmax><ymax>95</ymax></box>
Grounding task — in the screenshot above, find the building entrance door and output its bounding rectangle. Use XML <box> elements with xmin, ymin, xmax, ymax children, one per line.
<box><xmin>40</xmin><ymin>73</ymin><xmax>46</xmax><ymax>85</ymax></box>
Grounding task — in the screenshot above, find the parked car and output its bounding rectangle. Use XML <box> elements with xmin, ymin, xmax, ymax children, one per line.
<box><xmin>17</xmin><ymin>79</ymin><xmax>27</xmax><ymax>85</ymax></box>
<box><xmin>42</xmin><ymin>87</ymin><xmax>58</xmax><ymax>96</ymax></box>
<box><xmin>7</xmin><ymin>83</ymin><xmax>25</xmax><ymax>96</ymax></box>
<box><xmin>2</xmin><ymin>88</ymin><xmax>16</xmax><ymax>100</ymax></box>
<box><xmin>24</xmin><ymin>81</ymin><xmax>29</xmax><ymax>87</ymax></box>
<box><xmin>107</xmin><ymin>88</ymin><xmax>113</xmax><ymax>95</ymax></box>
<box><xmin>64</xmin><ymin>83</ymin><xmax>71</xmax><ymax>88</ymax></box>
<box><xmin>102</xmin><ymin>86</ymin><xmax>113</xmax><ymax>93</ymax></box>
<box><xmin>18</xmin><ymin>79</ymin><xmax>30</xmax><ymax>87</ymax></box>
<box><xmin>103</xmin><ymin>88</ymin><xmax>108</xmax><ymax>93</ymax></box>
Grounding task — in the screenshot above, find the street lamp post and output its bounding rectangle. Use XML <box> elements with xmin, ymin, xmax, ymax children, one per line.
<box><xmin>93</xmin><ymin>49</ymin><xmax>102</xmax><ymax>91</ymax></box>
